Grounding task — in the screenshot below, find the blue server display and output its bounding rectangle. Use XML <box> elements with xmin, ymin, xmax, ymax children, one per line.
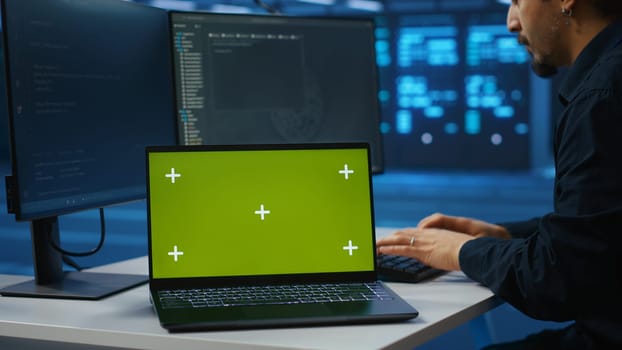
<box><xmin>376</xmin><ymin>10</ymin><xmax>532</xmax><ymax>170</ymax></box>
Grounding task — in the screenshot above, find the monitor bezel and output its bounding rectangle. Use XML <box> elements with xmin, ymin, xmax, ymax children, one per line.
<box><xmin>167</xmin><ymin>11</ymin><xmax>385</xmax><ymax>174</ymax></box>
<box><xmin>1</xmin><ymin>0</ymin><xmax>178</xmax><ymax>221</ymax></box>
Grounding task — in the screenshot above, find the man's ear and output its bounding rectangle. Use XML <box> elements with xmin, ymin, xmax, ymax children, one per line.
<box><xmin>560</xmin><ymin>0</ymin><xmax>577</xmax><ymax>14</ymax></box>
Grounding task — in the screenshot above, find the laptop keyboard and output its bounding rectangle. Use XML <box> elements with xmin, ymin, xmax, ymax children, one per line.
<box><xmin>377</xmin><ymin>254</ymin><xmax>446</xmax><ymax>283</ymax></box>
<box><xmin>157</xmin><ymin>282</ymin><xmax>394</xmax><ymax>309</ymax></box>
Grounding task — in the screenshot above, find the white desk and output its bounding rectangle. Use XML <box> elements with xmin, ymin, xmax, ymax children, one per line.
<box><xmin>0</xmin><ymin>229</ymin><xmax>502</xmax><ymax>350</ymax></box>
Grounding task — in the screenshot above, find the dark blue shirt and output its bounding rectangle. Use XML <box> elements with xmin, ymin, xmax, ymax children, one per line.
<box><xmin>459</xmin><ymin>20</ymin><xmax>622</xmax><ymax>348</ymax></box>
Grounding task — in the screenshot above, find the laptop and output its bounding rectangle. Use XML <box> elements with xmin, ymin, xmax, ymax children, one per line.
<box><xmin>146</xmin><ymin>143</ymin><xmax>418</xmax><ymax>332</ymax></box>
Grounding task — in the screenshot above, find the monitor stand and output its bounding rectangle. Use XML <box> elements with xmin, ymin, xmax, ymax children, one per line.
<box><xmin>0</xmin><ymin>216</ymin><xmax>147</xmax><ymax>300</ymax></box>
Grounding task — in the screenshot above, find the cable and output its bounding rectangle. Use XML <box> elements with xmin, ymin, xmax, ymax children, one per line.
<box><xmin>62</xmin><ymin>255</ymin><xmax>84</xmax><ymax>271</ymax></box>
<box><xmin>253</xmin><ymin>0</ymin><xmax>281</xmax><ymax>15</ymax></box>
<box><xmin>48</xmin><ymin>207</ymin><xmax>106</xmax><ymax>258</ymax></box>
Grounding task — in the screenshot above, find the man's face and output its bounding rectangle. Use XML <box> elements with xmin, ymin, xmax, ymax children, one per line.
<box><xmin>507</xmin><ymin>0</ymin><xmax>566</xmax><ymax>77</ymax></box>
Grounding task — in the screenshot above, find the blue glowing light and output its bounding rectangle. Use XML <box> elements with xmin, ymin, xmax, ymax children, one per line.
<box><xmin>445</xmin><ymin>122</ymin><xmax>459</xmax><ymax>134</ymax></box>
<box><xmin>396</xmin><ymin>110</ymin><xmax>413</xmax><ymax>134</ymax></box>
<box><xmin>515</xmin><ymin>123</ymin><xmax>529</xmax><ymax>135</ymax></box>
<box><xmin>424</xmin><ymin>106</ymin><xmax>444</xmax><ymax>118</ymax></box>
<box><xmin>375</xmin><ymin>27</ymin><xmax>390</xmax><ymax>39</ymax></box>
<box><xmin>377</xmin><ymin>54</ymin><xmax>391</xmax><ymax>67</ymax></box>
<box><xmin>376</xmin><ymin>40</ymin><xmax>389</xmax><ymax>52</ymax></box>
<box><xmin>398</xmin><ymin>26</ymin><xmax>459</xmax><ymax>67</ymax></box>
<box><xmin>413</xmin><ymin>96</ymin><xmax>431</xmax><ymax>108</ymax></box>
<box><xmin>378</xmin><ymin>90</ymin><xmax>391</xmax><ymax>102</ymax></box>
<box><xmin>465</xmin><ymin>110</ymin><xmax>481</xmax><ymax>135</ymax></box>
<box><xmin>380</xmin><ymin>122</ymin><xmax>392</xmax><ymax>134</ymax></box>
<box><xmin>494</xmin><ymin>106</ymin><xmax>515</xmax><ymax>118</ymax></box>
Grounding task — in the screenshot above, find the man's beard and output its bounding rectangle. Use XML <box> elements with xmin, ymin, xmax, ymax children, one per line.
<box><xmin>520</xmin><ymin>35</ymin><xmax>558</xmax><ymax>78</ymax></box>
<box><xmin>531</xmin><ymin>61</ymin><xmax>558</xmax><ymax>78</ymax></box>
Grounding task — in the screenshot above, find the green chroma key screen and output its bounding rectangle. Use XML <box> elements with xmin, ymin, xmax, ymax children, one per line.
<box><xmin>148</xmin><ymin>146</ymin><xmax>375</xmax><ymax>279</ymax></box>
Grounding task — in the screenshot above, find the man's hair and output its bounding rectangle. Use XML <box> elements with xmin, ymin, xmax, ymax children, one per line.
<box><xmin>589</xmin><ymin>0</ymin><xmax>622</xmax><ymax>17</ymax></box>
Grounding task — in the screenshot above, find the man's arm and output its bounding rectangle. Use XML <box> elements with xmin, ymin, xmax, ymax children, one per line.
<box><xmin>496</xmin><ymin>217</ymin><xmax>540</xmax><ymax>239</ymax></box>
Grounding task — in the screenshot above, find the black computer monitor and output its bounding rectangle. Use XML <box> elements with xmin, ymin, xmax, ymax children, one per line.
<box><xmin>0</xmin><ymin>0</ymin><xmax>176</xmax><ymax>299</ymax></box>
<box><xmin>169</xmin><ymin>12</ymin><xmax>385</xmax><ymax>173</ymax></box>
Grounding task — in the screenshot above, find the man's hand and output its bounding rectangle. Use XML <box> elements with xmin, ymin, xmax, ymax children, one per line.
<box><xmin>418</xmin><ymin>213</ymin><xmax>511</xmax><ymax>239</ymax></box>
<box><xmin>376</xmin><ymin>227</ymin><xmax>476</xmax><ymax>271</ymax></box>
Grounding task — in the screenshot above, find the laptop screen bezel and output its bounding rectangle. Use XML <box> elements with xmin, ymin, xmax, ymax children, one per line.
<box><xmin>145</xmin><ymin>143</ymin><xmax>379</xmax><ymax>289</ymax></box>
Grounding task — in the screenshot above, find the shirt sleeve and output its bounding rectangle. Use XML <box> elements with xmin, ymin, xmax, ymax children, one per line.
<box><xmin>459</xmin><ymin>89</ymin><xmax>622</xmax><ymax>321</ymax></box>
<box><xmin>460</xmin><ymin>210</ymin><xmax>622</xmax><ymax>321</ymax></box>
<box><xmin>459</xmin><ymin>234</ymin><xmax>569</xmax><ymax>320</ymax></box>
<box><xmin>496</xmin><ymin>218</ymin><xmax>540</xmax><ymax>239</ymax></box>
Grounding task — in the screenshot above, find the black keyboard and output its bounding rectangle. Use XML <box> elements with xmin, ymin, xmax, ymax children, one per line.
<box><xmin>157</xmin><ymin>282</ymin><xmax>394</xmax><ymax>310</ymax></box>
<box><xmin>377</xmin><ymin>254</ymin><xmax>446</xmax><ymax>283</ymax></box>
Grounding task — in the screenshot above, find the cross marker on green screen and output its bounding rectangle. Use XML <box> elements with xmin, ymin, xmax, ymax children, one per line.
<box><xmin>339</xmin><ymin>164</ymin><xmax>354</xmax><ymax>180</ymax></box>
<box><xmin>343</xmin><ymin>240</ymin><xmax>359</xmax><ymax>256</ymax></box>
<box><xmin>168</xmin><ymin>245</ymin><xmax>184</xmax><ymax>262</ymax></box>
<box><xmin>165</xmin><ymin>168</ymin><xmax>181</xmax><ymax>183</ymax></box>
<box><xmin>254</xmin><ymin>204</ymin><xmax>271</xmax><ymax>220</ymax></box>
